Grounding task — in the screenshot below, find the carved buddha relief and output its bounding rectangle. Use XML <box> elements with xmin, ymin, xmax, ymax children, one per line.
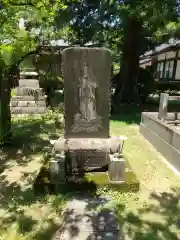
<box><xmin>71</xmin><ymin>62</ymin><xmax>102</xmax><ymax>132</ymax></box>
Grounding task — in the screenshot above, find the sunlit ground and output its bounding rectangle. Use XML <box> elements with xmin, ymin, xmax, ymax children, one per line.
<box><xmin>0</xmin><ymin>110</ymin><xmax>179</xmax><ymax>239</ymax></box>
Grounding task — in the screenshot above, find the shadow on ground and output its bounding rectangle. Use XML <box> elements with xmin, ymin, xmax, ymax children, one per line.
<box><xmin>0</xmin><ymin>112</ymin><xmax>179</xmax><ymax>239</ymax></box>
<box><xmin>0</xmin><ymin>177</ymin><xmax>67</xmax><ymax>240</ymax></box>
<box><xmin>1</xmin><ymin>175</ymin><xmax>179</xmax><ymax>239</ymax></box>
<box><xmin>0</xmin><ymin>114</ymin><xmax>66</xmax><ymax>240</ymax></box>
<box><xmin>0</xmin><ymin>115</ymin><xmax>63</xmax><ymax>175</ymax></box>
<box><xmin>115</xmin><ymin>187</ymin><xmax>180</xmax><ymax>240</ymax></box>
<box><xmin>51</xmin><ymin>187</ymin><xmax>180</xmax><ymax>240</ymax></box>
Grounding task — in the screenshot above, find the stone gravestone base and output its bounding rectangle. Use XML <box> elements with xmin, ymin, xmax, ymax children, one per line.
<box><xmin>11</xmin><ymin>71</ymin><xmax>47</xmax><ymax>115</ymax></box>
<box><xmin>51</xmin><ymin>138</ymin><xmax>127</xmax><ymax>187</ymax></box>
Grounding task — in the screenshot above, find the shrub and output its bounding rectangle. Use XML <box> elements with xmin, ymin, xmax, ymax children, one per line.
<box><xmin>137</xmin><ymin>67</ymin><xmax>155</xmax><ymax>103</ymax></box>
<box><xmin>111</xmin><ymin>67</ymin><xmax>154</xmax><ymax>103</ymax></box>
<box><xmin>39</xmin><ymin>71</ymin><xmax>64</xmax><ymax>107</ymax></box>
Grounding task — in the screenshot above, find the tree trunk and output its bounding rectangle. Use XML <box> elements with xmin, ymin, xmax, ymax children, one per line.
<box><xmin>114</xmin><ymin>17</ymin><xmax>142</xmax><ymax>104</ymax></box>
<box><xmin>0</xmin><ymin>75</ymin><xmax>12</xmax><ymax>145</ymax></box>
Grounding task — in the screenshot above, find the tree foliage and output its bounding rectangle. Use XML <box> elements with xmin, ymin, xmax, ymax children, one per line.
<box><xmin>0</xmin><ymin>0</ymin><xmax>180</xmax><ymax>143</ymax></box>
<box><xmin>0</xmin><ymin>0</ymin><xmax>67</xmax><ymax>145</ymax></box>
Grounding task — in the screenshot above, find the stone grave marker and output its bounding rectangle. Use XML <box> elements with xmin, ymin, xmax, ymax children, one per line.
<box><xmin>158</xmin><ymin>93</ymin><xmax>169</xmax><ymax>121</ymax></box>
<box><xmin>51</xmin><ymin>47</ymin><xmax>126</xmax><ymax>184</ymax></box>
<box><xmin>11</xmin><ymin>71</ymin><xmax>47</xmax><ymax>115</ymax></box>
<box><xmin>63</xmin><ymin>47</ymin><xmax>111</xmax><ymax>139</ymax></box>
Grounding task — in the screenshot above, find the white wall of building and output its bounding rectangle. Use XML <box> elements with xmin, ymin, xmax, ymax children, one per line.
<box><xmin>166</xmin><ymin>51</ymin><xmax>176</xmax><ymax>59</ymax></box>
<box><xmin>158</xmin><ymin>53</ymin><xmax>166</xmax><ymax>61</ymax></box>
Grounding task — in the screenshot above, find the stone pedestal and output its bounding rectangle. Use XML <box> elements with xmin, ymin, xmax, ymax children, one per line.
<box><xmin>158</xmin><ymin>93</ymin><xmax>169</xmax><ymax>121</ymax></box>
<box><xmin>49</xmin><ymin>153</ymin><xmax>66</xmax><ymax>183</ymax></box>
<box><xmin>11</xmin><ymin>71</ymin><xmax>47</xmax><ymax>115</ymax></box>
<box><xmin>51</xmin><ymin>137</ymin><xmax>126</xmax><ymax>184</ymax></box>
<box><xmin>108</xmin><ymin>154</ymin><xmax>125</xmax><ymax>183</ymax></box>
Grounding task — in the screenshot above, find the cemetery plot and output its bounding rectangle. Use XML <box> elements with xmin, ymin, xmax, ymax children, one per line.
<box><xmin>140</xmin><ymin>93</ymin><xmax>180</xmax><ymax>174</ymax></box>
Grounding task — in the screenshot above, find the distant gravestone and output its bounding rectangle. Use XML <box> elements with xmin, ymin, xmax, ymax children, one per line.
<box><xmin>10</xmin><ymin>71</ymin><xmax>47</xmax><ymax>115</ymax></box>
<box><xmin>63</xmin><ymin>47</ymin><xmax>111</xmax><ymax>139</ymax></box>
<box><xmin>158</xmin><ymin>93</ymin><xmax>169</xmax><ymax>121</ymax></box>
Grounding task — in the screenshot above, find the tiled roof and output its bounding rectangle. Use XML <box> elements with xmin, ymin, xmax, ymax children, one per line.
<box><xmin>140</xmin><ymin>38</ymin><xmax>180</xmax><ymax>59</ymax></box>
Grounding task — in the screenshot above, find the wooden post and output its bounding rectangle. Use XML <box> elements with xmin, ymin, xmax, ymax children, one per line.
<box><xmin>158</xmin><ymin>93</ymin><xmax>169</xmax><ymax>121</ymax></box>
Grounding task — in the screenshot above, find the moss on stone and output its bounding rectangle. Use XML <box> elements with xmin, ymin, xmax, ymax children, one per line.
<box><xmin>84</xmin><ymin>158</ymin><xmax>140</xmax><ymax>193</ymax></box>
<box><xmin>84</xmin><ymin>172</ymin><xmax>109</xmax><ymax>185</ymax></box>
<box><xmin>35</xmin><ymin>157</ymin><xmax>139</xmax><ymax>194</ymax></box>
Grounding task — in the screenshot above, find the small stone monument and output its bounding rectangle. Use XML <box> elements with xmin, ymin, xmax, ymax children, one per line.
<box><xmin>10</xmin><ymin>71</ymin><xmax>47</xmax><ymax>115</ymax></box>
<box><xmin>158</xmin><ymin>93</ymin><xmax>169</xmax><ymax>121</ymax></box>
<box><xmin>51</xmin><ymin>47</ymin><xmax>126</xmax><ymax>185</ymax></box>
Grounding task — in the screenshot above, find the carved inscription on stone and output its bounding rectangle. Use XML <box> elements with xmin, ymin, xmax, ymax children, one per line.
<box><xmin>69</xmin><ymin>150</ymin><xmax>108</xmax><ymax>169</ymax></box>
<box><xmin>15</xmin><ymin>88</ymin><xmax>44</xmax><ymax>97</ymax></box>
<box><xmin>11</xmin><ymin>107</ymin><xmax>23</xmax><ymax>114</ymax></box>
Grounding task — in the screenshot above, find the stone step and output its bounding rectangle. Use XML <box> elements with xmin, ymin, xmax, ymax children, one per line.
<box><xmin>20</xmin><ymin>71</ymin><xmax>38</xmax><ymax>76</ymax></box>
<box><xmin>20</xmin><ymin>72</ymin><xmax>39</xmax><ymax>79</ymax></box>
<box><xmin>11</xmin><ymin>106</ymin><xmax>46</xmax><ymax>114</ymax></box>
<box><xmin>19</xmin><ymin>79</ymin><xmax>40</xmax><ymax>88</ymax></box>
<box><xmin>14</xmin><ymin>87</ymin><xmax>45</xmax><ymax>97</ymax></box>
<box><xmin>11</xmin><ymin>95</ymin><xmax>46</xmax><ymax>101</ymax></box>
<box><xmin>10</xmin><ymin>100</ymin><xmax>46</xmax><ymax>107</ymax></box>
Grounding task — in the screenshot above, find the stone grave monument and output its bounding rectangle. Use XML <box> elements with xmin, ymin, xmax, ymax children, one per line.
<box><xmin>158</xmin><ymin>93</ymin><xmax>169</xmax><ymax>121</ymax></box>
<box><xmin>50</xmin><ymin>47</ymin><xmax>127</xmax><ymax>185</ymax></box>
<box><xmin>10</xmin><ymin>71</ymin><xmax>47</xmax><ymax>115</ymax></box>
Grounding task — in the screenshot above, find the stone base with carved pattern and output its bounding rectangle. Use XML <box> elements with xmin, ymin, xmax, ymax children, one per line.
<box><xmin>50</xmin><ymin>137</ymin><xmax>127</xmax><ymax>185</ymax></box>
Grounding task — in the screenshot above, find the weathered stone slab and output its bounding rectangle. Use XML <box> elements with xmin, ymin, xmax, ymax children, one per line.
<box><xmin>10</xmin><ymin>101</ymin><xmax>18</xmax><ymax>107</ymax></box>
<box><xmin>140</xmin><ymin>122</ymin><xmax>180</xmax><ymax>174</ymax></box>
<box><xmin>54</xmin><ymin>137</ymin><xmax>122</xmax><ymax>153</ymax></box>
<box><xmin>12</xmin><ymin>114</ymin><xmax>42</xmax><ymax>118</ymax></box>
<box><xmin>52</xmin><ymin>198</ymin><xmax>122</xmax><ymax>240</ymax></box>
<box><xmin>15</xmin><ymin>87</ymin><xmax>44</xmax><ymax>96</ymax></box>
<box><xmin>62</xmin><ymin>47</ymin><xmax>111</xmax><ymax>139</ymax></box>
<box><xmin>49</xmin><ymin>154</ymin><xmax>65</xmax><ymax>183</ymax></box>
<box><xmin>18</xmin><ymin>101</ymin><xmax>35</xmax><ymax>107</ymax></box>
<box><xmin>141</xmin><ymin>113</ymin><xmax>173</xmax><ymax>144</ymax></box>
<box><xmin>11</xmin><ymin>69</ymin><xmax>47</xmax><ymax>115</ymax></box>
<box><xmin>11</xmin><ymin>95</ymin><xmax>46</xmax><ymax>101</ymax></box>
<box><xmin>11</xmin><ymin>106</ymin><xmax>46</xmax><ymax>114</ymax></box>
<box><xmin>108</xmin><ymin>155</ymin><xmax>125</xmax><ymax>183</ymax></box>
<box><xmin>19</xmin><ymin>79</ymin><xmax>40</xmax><ymax>88</ymax></box>
<box><xmin>13</xmin><ymin>101</ymin><xmax>45</xmax><ymax>107</ymax></box>
<box><xmin>53</xmin><ymin>137</ymin><xmax>124</xmax><ymax>169</ymax></box>
<box><xmin>36</xmin><ymin>101</ymin><xmax>47</xmax><ymax>107</ymax></box>
<box><xmin>67</xmin><ymin>138</ymin><xmax>110</xmax><ymax>152</ymax></box>
<box><xmin>158</xmin><ymin>93</ymin><xmax>169</xmax><ymax>121</ymax></box>
<box><xmin>68</xmin><ymin>150</ymin><xmax>109</xmax><ymax>169</ymax></box>
<box><xmin>171</xmin><ymin>129</ymin><xmax>180</xmax><ymax>152</ymax></box>
<box><xmin>20</xmin><ymin>71</ymin><xmax>38</xmax><ymax>77</ymax></box>
<box><xmin>142</xmin><ymin>112</ymin><xmax>180</xmax><ymax>121</ymax></box>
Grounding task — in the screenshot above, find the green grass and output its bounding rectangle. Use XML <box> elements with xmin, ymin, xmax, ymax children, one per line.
<box><xmin>107</xmin><ymin>112</ymin><xmax>180</xmax><ymax>239</ymax></box>
<box><xmin>0</xmin><ymin>109</ymin><xmax>180</xmax><ymax>239</ymax></box>
<box><xmin>0</xmin><ymin>110</ymin><xmax>67</xmax><ymax>240</ymax></box>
